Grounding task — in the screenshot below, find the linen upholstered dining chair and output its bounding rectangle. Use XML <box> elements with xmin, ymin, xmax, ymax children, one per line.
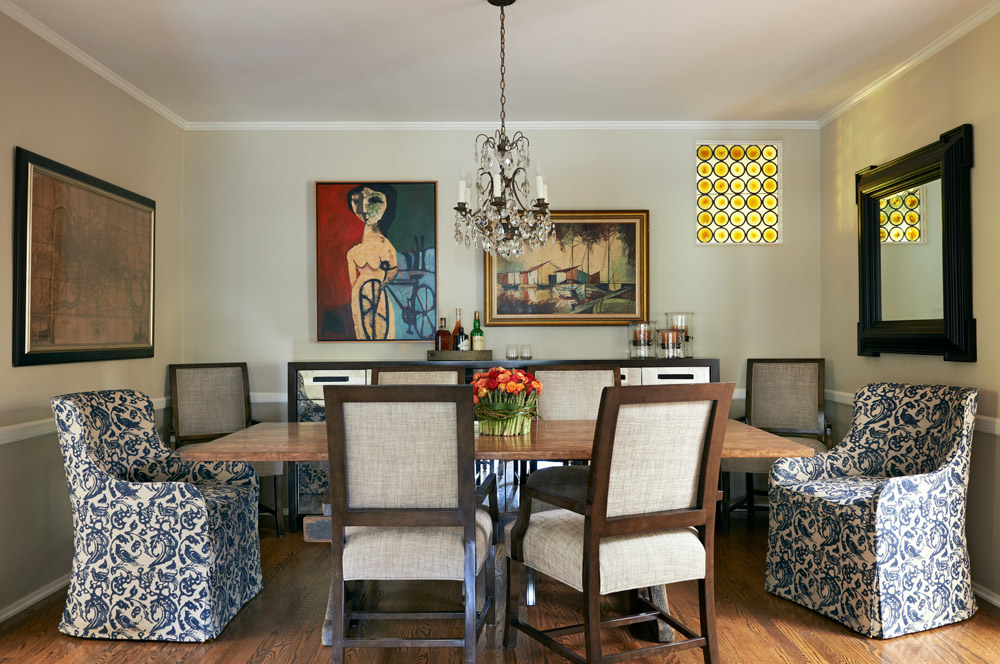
<box><xmin>720</xmin><ymin>358</ymin><xmax>828</xmax><ymax>532</ymax></box>
<box><xmin>520</xmin><ymin>364</ymin><xmax>621</xmax><ymax>496</ymax></box>
<box><xmin>505</xmin><ymin>382</ymin><xmax>734</xmax><ymax>664</ymax></box>
<box><xmin>169</xmin><ymin>362</ymin><xmax>284</xmax><ymax>535</ymax></box>
<box><xmin>766</xmin><ymin>382</ymin><xmax>979</xmax><ymax>638</ymax></box>
<box><xmin>51</xmin><ymin>389</ymin><xmax>262</xmax><ymax>641</ymax></box>
<box><xmin>292</xmin><ymin>365</ymin><xmax>467</xmax><ymax>523</ymax></box>
<box><xmin>323</xmin><ymin>384</ymin><xmax>498</xmax><ymax>664</ymax></box>
<box><xmin>371</xmin><ymin>364</ymin><xmax>465</xmax><ymax>385</ymax></box>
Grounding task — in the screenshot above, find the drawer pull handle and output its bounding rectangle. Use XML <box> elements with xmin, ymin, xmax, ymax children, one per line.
<box><xmin>315</xmin><ymin>376</ymin><xmax>350</xmax><ymax>383</ymax></box>
<box><xmin>658</xmin><ymin>373</ymin><xmax>694</xmax><ymax>380</ymax></box>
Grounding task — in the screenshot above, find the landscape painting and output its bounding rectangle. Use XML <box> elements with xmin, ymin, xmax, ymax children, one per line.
<box><xmin>484</xmin><ymin>210</ymin><xmax>648</xmax><ymax>326</ymax></box>
<box><xmin>315</xmin><ymin>181</ymin><xmax>437</xmax><ymax>341</ymax></box>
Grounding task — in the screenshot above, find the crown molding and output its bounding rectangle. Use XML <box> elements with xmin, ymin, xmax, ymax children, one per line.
<box><xmin>818</xmin><ymin>0</ymin><xmax>1000</xmax><ymax>127</ymax></box>
<box><xmin>0</xmin><ymin>0</ymin><xmax>186</xmax><ymax>129</ymax></box>
<box><xmin>183</xmin><ymin>120</ymin><xmax>819</xmax><ymax>132</ymax></box>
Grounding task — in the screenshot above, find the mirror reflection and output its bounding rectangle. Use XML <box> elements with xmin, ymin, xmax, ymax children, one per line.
<box><xmin>879</xmin><ymin>180</ymin><xmax>943</xmax><ymax>320</ymax></box>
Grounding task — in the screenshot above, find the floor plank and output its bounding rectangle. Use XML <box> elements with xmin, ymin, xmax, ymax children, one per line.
<box><xmin>2</xmin><ymin>514</ymin><xmax>999</xmax><ymax>663</ymax></box>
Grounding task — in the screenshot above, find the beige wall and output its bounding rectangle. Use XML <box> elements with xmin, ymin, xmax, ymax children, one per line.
<box><xmin>820</xmin><ymin>13</ymin><xmax>1000</xmax><ymax>599</ymax></box>
<box><xmin>0</xmin><ymin>13</ymin><xmax>184</xmax><ymax>614</ymax></box>
<box><xmin>181</xmin><ymin>128</ymin><xmax>822</xmax><ymax>395</ymax></box>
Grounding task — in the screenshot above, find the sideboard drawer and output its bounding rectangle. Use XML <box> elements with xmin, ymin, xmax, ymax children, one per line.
<box><xmin>298</xmin><ymin>369</ymin><xmax>368</xmax><ymax>400</ymax></box>
<box><xmin>640</xmin><ymin>366</ymin><xmax>711</xmax><ymax>385</ymax></box>
<box><xmin>620</xmin><ymin>368</ymin><xmax>642</xmax><ymax>386</ymax></box>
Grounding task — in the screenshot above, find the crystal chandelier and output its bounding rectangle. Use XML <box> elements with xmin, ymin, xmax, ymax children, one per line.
<box><xmin>454</xmin><ymin>0</ymin><xmax>552</xmax><ymax>259</ymax></box>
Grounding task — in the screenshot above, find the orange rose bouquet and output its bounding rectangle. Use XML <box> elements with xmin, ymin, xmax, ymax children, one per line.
<box><xmin>471</xmin><ymin>367</ymin><xmax>542</xmax><ymax>436</ymax></box>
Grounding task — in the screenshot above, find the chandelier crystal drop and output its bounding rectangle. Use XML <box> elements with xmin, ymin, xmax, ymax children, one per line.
<box><xmin>454</xmin><ymin>0</ymin><xmax>552</xmax><ymax>259</ymax></box>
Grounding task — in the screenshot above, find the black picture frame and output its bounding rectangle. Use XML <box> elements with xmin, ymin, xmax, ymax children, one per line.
<box><xmin>13</xmin><ymin>147</ymin><xmax>156</xmax><ymax>366</ymax></box>
<box><xmin>855</xmin><ymin>125</ymin><xmax>975</xmax><ymax>361</ymax></box>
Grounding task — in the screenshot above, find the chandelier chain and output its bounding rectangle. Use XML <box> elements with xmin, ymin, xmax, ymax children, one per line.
<box><xmin>499</xmin><ymin>6</ymin><xmax>506</xmax><ymax>140</ymax></box>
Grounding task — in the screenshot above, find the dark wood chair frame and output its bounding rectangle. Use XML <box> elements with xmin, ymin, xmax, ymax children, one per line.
<box><xmin>505</xmin><ymin>382</ymin><xmax>733</xmax><ymax>664</ymax></box>
<box><xmin>370</xmin><ymin>365</ymin><xmax>466</xmax><ymax>385</ymax></box>
<box><xmin>168</xmin><ymin>361</ymin><xmax>284</xmax><ymax>536</ymax></box>
<box><xmin>323</xmin><ymin>384</ymin><xmax>498</xmax><ymax>664</ymax></box>
<box><xmin>720</xmin><ymin>358</ymin><xmax>828</xmax><ymax>532</ymax></box>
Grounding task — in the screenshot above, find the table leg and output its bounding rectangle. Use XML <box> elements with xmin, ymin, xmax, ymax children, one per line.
<box><xmin>647</xmin><ymin>585</ymin><xmax>675</xmax><ymax>642</ymax></box>
<box><xmin>288</xmin><ymin>460</ymin><xmax>300</xmax><ymax>533</ymax></box>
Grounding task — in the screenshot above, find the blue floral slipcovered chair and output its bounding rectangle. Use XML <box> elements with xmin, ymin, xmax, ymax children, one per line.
<box><xmin>52</xmin><ymin>389</ymin><xmax>263</xmax><ymax>641</ymax></box>
<box><xmin>765</xmin><ymin>383</ymin><xmax>979</xmax><ymax>638</ymax></box>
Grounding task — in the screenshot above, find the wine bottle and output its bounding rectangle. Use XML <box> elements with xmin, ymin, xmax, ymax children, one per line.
<box><xmin>471</xmin><ymin>310</ymin><xmax>484</xmax><ymax>351</ymax></box>
<box><xmin>434</xmin><ymin>317</ymin><xmax>452</xmax><ymax>351</ymax></box>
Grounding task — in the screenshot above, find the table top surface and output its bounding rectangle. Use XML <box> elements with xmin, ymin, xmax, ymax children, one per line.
<box><xmin>178</xmin><ymin>419</ymin><xmax>815</xmax><ymax>462</ymax></box>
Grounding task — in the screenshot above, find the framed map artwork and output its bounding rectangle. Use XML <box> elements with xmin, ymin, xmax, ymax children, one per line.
<box><xmin>315</xmin><ymin>181</ymin><xmax>437</xmax><ymax>342</ymax></box>
<box><xmin>484</xmin><ymin>210</ymin><xmax>649</xmax><ymax>326</ymax></box>
<box><xmin>13</xmin><ymin>148</ymin><xmax>155</xmax><ymax>366</ymax></box>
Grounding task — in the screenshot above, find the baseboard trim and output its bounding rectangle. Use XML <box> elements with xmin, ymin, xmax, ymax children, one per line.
<box><xmin>0</xmin><ymin>573</ymin><xmax>69</xmax><ymax>625</ymax></box>
<box><xmin>974</xmin><ymin>583</ymin><xmax>1000</xmax><ymax>609</ymax></box>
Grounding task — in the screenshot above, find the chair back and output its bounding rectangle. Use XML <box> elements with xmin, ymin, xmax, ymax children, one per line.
<box><xmin>371</xmin><ymin>365</ymin><xmax>465</xmax><ymax>385</ymax></box>
<box><xmin>844</xmin><ymin>383</ymin><xmax>979</xmax><ymax>477</ymax></box>
<box><xmin>534</xmin><ymin>364</ymin><xmax>621</xmax><ymax>421</ymax></box>
<box><xmin>746</xmin><ymin>358</ymin><xmax>825</xmax><ymax>437</ymax></box>
<box><xmin>51</xmin><ymin>389</ymin><xmax>174</xmax><ymax>483</ymax></box>
<box><xmin>169</xmin><ymin>363</ymin><xmax>251</xmax><ymax>443</ymax></box>
<box><xmin>588</xmin><ymin>383</ymin><xmax>733</xmax><ymax>523</ymax></box>
<box><xmin>323</xmin><ymin>385</ymin><xmax>474</xmax><ymax>513</ymax></box>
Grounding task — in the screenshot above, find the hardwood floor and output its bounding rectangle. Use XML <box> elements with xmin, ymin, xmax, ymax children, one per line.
<box><xmin>2</xmin><ymin>514</ymin><xmax>999</xmax><ymax>663</ymax></box>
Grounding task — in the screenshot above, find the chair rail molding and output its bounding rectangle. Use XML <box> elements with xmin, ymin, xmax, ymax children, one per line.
<box><xmin>0</xmin><ymin>396</ymin><xmax>168</xmax><ymax>447</ymax></box>
<box><xmin>825</xmin><ymin>389</ymin><xmax>999</xmax><ymax>436</ymax></box>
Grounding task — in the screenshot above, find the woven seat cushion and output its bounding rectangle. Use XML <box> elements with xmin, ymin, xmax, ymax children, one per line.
<box><xmin>199</xmin><ymin>483</ymin><xmax>258</xmax><ymax>530</ymax></box>
<box><xmin>779</xmin><ymin>475</ymin><xmax>887</xmax><ymax>507</ymax></box>
<box><xmin>505</xmin><ymin>509</ymin><xmax>704</xmax><ymax>595</ymax></box>
<box><xmin>343</xmin><ymin>507</ymin><xmax>493</xmax><ymax>581</ymax></box>
<box><xmin>525</xmin><ymin>465</ymin><xmax>589</xmax><ymax>512</ymax></box>
<box><xmin>722</xmin><ymin>436</ymin><xmax>827</xmax><ymax>474</ymax></box>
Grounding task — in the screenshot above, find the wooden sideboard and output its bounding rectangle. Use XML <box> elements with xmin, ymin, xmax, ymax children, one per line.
<box><xmin>284</xmin><ymin>358</ymin><xmax>720</xmax><ymax>530</ymax></box>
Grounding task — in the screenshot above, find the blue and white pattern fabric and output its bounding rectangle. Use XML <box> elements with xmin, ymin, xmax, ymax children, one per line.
<box><xmin>51</xmin><ymin>389</ymin><xmax>263</xmax><ymax>642</ymax></box>
<box><xmin>765</xmin><ymin>383</ymin><xmax>979</xmax><ymax>638</ymax></box>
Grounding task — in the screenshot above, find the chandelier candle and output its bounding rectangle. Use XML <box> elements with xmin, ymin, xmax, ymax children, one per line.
<box><xmin>454</xmin><ymin>0</ymin><xmax>553</xmax><ymax>259</ymax></box>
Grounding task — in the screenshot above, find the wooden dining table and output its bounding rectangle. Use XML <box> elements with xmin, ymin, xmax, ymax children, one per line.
<box><xmin>179</xmin><ymin>418</ymin><xmax>815</xmax><ymax>530</ymax></box>
<box><xmin>180</xmin><ymin>417</ymin><xmax>814</xmax><ymax>645</ymax></box>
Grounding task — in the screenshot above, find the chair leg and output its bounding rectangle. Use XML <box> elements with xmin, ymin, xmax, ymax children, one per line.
<box><xmin>464</xmin><ymin>560</ymin><xmax>476</xmax><ymax>664</ymax></box>
<box><xmin>583</xmin><ymin>574</ymin><xmax>603</xmax><ymax>663</ymax></box>
<box><xmin>720</xmin><ymin>472</ymin><xmax>731</xmax><ymax>534</ymax></box>
<box><xmin>745</xmin><ymin>473</ymin><xmax>756</xmax><ymax>520</ymax></box>
<box><xmin>329</xmin><ymin>569</ymin><xmax>344</xmax><ymax>664</ymax></box>
<box><xmin>273</xmin><ymin>474</ymin><xmax>284</xmax><ymax>537</ymax></box>
<box><xmin>699</xmin><ymin>576</ymin><xmax>720</xmax><ymax>664</ymax></box>
<box><xmin>504</xmin><ymin>557</ymin><xmax>520</xmax><ymax>650</ymax></box>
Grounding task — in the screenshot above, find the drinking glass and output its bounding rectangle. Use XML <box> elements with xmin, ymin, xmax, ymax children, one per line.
<box><xmin>519</xmin><ymin>344</ymin><xmax>533</xmax><ymax>360</ymax></box>
<box><xmin>505</xmin><ymin>344</ymin><xmax>519</xmax><ymax>360</ymax></box>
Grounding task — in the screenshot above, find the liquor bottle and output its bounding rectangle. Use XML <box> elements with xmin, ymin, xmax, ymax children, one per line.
<box><xmin>451</xmin><ymin>307</ymin><xmax>462</xmax><ymax>345</ymax></box>
<box><xmin>471</xmin><ymin>310</ymin><xmax>484</xmax><ymax>351</ymax></box>
<box><xmin>434</xmin><ymin>317</ymin><xmax>452</xmax><ymax>351</ymax></box>
<box><xmin>453</xmin><ymin>325</ymin><xmax>470</xmax><ymax>351</ymax></box>
<box><xmin>451</xmin><ymin>307</ymin><xmax>462</xmax><ymax>348</ymax></box>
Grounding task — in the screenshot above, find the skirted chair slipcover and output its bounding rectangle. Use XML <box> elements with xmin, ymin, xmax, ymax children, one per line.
<box><xmin>52</xmin><ymin>389</ymin><xmax>262</xmax><ymax>641</ymax></box>
<box><xmin>765</xmin><ymin>383</ymin><xmax>979</xmax><ymax>638</ymax></box>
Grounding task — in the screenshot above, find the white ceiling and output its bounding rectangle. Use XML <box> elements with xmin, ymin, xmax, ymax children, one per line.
<box><xmin>4</xmin><ymin>0</ymin><xmax>999</xmax><ymax>127</ymax></box>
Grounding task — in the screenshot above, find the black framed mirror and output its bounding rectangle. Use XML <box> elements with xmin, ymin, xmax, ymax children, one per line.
<box><xmin>856</xmin><ymin>124</ymin><xmax>975</xmax><ymax>361</ymax></box>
